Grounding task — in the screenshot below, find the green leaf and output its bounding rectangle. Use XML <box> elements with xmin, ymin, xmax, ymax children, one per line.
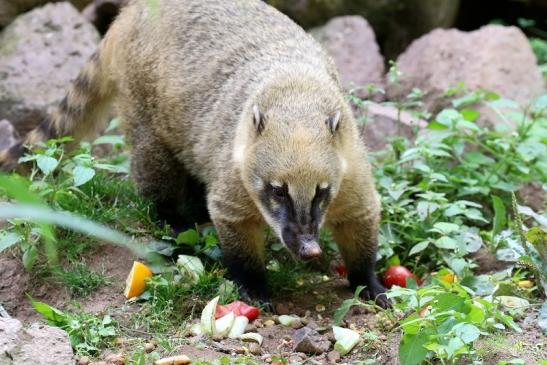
<box><xmin>0</xmin><ymin>232</ymin><xmax>22</xmax><ymax>252</ymax></box>
<box><xmin>409</xmin><ymin>240</ymin><xmax>429</xmax><ymax>256</ymax></box>
<box><xmin>491</xmin><ymin>195</ymin><xmax>507</xmax><ymax>236</ymax></box>
<box><xmin>36</xmin><ymin>155</ymin><xmax>59</xmax><ymax>175</ymax></box>
<box><xmin>399</xmin><ymin>333</ymin><xmax>429</xmax><ymax>365</ymax></box>
<box><xmin>22</xmin><ymin>245</ymin><xmax>38</xmax><ymax>270</ymax></box>
<box><xmin>92</xmin><ymin>135</ymin><xmax>125</xmax><ymax>146</ymax></box>
<box><xmin>434</xmin><ymin>236</ymin><xmax>458</xmax><ymax>250</ymax></box>
<box><xmin>72</xmin><ymin>166</ymin><xmax>96</xmax><ymax>187</ymax></box>
<box><xmin>30</xmin><ymin>298</ymin><xmax>67</xmax><ymax>325</ymax></box>
<box><xmin>431</xmin><ymin>222</ymin><xmax>460</xmax><ymax>235</ymax></box>
<box><xmin>176</xmin><ymin>229</ymin><xmax>200</xmax><ymax>246</ymax></box>
<box><xmin>453</xmin><ymin>323</ymin><xmax>480</xmax><ymax>344</ymax></box>
<box><xmin>334</xmin><ymin>286</ymin><xmax>365</xmax><ymax>325</ymax></box>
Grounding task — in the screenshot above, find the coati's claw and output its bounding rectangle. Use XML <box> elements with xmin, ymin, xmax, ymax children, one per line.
<box><xmin>361</xmin><ymin>285</ymin><xmax>392</xmax><ymax>309</ymax></box>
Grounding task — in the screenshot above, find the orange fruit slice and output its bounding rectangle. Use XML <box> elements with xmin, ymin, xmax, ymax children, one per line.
<box><xmin>124</xmin><ymin>261</ymin><xmax>153</xmax><ymax>299</ymax></box>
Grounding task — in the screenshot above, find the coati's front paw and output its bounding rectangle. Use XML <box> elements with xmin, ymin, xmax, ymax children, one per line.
<box><xmin>361</xmin><ymin>284</ymin><xmax>391</xmax><ymax>309</ymax></box>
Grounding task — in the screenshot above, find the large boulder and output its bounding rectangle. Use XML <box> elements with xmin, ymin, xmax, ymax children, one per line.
<box><xmin>0</xmin><ymin>0</ymin><xmax>91</xmax><ymax>28</ymax></box>
<box><xmin>359</xmin><ymin>102</ymin><xmax>427</xmax><ymax>151</ymax></box>
<box><xmin>0</xmin><ymin>2</ymin><xmax>100</xmax><ymax>135</ymax></box>
<box><xmin>266</xmin><ymin>0</ymin><xmax>460</xmax><ymax>59</ymax></box>
<box><xmin>0</xmin><ymin>318</ymin><xmax>75</xmax><ymax>365</ymax></box>
<box><xmin>387</xmin><ymin>25</ymin><xmax>545</xmax><ymax>113</ymax></box>
<box><xmin>310</xmin><ymin>16</ymin><xmax>384</xmax><ymax>94</ymax></box>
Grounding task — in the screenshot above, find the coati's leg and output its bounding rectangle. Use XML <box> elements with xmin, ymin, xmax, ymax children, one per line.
<box><xmin>207</xmin><ymin>181</ymin><xmax>270</xmax><ymax>305</ymax></box>
<box><xmin>328</xmin><ymin>174</ymin><xmax>390</xmax><ymax>308</ymax></box>
<box><xmin>212</xmin><ymin>218</ymin><xmax>270</xmax><ymax>305</ymax></box>
<box><xmin>130</xmin><ymin>126</ymin><xmax>207</xmax><ymax>233</ymax></box>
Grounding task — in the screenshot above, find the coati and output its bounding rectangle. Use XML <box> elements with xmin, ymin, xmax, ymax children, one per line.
<box><xmin>0</xmin><ymin>0</ymin><xmax>389</xmax><ymax>307</ymax></box>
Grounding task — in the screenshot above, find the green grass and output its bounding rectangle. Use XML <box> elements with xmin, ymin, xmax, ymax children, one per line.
<box><xmin>55</xmin><ymin>262</ymin><xmax>109</xmax><ymax>298</ymax></box>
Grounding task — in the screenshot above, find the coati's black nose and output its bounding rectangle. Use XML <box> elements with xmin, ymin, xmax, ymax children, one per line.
<box><xmin>298</xmin><ymin>235</ymin><xmax>322</xmax><ymax>260</ymax></box>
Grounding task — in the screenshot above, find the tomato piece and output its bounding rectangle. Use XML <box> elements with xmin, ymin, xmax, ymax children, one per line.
<box><xmin>215</xmin><ymin>301</ymin><xmax>260</xmax><ymax>321</ymax></box>
<box><xmin>383</xmin><ymin>265</ymin><xmax>418</xmax><ymax>288</ymax></box>
<box><xmin>214</xmin><ymin>304</ymin><xmax>232</xmax><ymax>319</ymax></box>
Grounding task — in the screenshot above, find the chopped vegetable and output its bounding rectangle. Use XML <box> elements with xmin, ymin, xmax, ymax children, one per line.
<box><xmin>239</xmin><ymin>332</ymin><xmax>263</xmax><ymax>345</ymax></box>
<box><xmin>517</xmin><ymin>280</ymin><xmax>533</xmax><ymax>288</ymax></box>
<box><xmin>278</xmin><ymin>315</ymin><xmax>300</xmax><ymax>326</ymax></box>
<box><xmin>153</xmin><ymin>355</ymin><xmax>191</xmax><ymax>365</ymax></box>
<box><xmin>215</xmin><ymin>311</ymin><xmax>235</xmax><ymax>337</ymax></box>
<box><xmin>201</xmin><ymin>296</ymin><xmax>220</xmax><ymax>335</ymax></box>
<box><xmin>177</xmin><ymin>255</ymin><xmax>204</xmax><ymax>284</ymax></box>
<box><xmin>215</xmin><ymin>300</ymin><xmax>260</xmax><ymax>321</ymax></box>
<box><xmin>228</xmin><ymin>315</ymin><xmax>249</xmax><ymax>339</ymax></box>
<box><xmin>333</xmin><ymin>326</ymin><xmax>360</xmax><ymax>355</ymax></box>
<box><xmin>190</xmin><ymin>323</ymin><xmax>203</xmax><ymax>336</ymax></box>
<box><xmin>497</xmin><ymin>296</ymin><xmax>530</xmax><ymax>309</ymax></box>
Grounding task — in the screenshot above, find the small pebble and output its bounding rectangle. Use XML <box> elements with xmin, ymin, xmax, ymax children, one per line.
<box><xmin>105</xmin><ymin>354</ymin><xmax>124</xmax><ymax>365</ymax></box>
<box><xmin>379</xmin><ymin>334</ymin><xmax>387</xmax><ymax>341</ymax></box>
<box><xmin>144</xmin><ymin>342</ymin><xmax>156</xmax><ymax>353</ymax></box>
<box><xmin>327</xmin><ymin>350</ymin><xmax>341</xmax><ymax>363</ymax></box>
<box><xmin>315</xmin><ymin>304</ymin><xmax>325</xmax><ymax>312</ymax></box>
<box><xmin>275</xmin><ymin>303</ymin><xmax>290</xmax><ymax>315</ymax></box>
<box><xmin>254</xmin><ymin>319</ymin><xmax>264</xmax><ymax>328</ymax></box>
<box><xmin>90</xmin><ymin>362</ymin><xmax>107</xmax><ymax>365</ymax></box>
<box><xmin>272</xmin><ymin>315</ymin><xmax>279</xmax><ymax>323</ymax></box>
<box><xmin>290</xmin><ymin>318</ymin><xmax>303</xmax><ymax>329</ymax></box>
<box><xmin>212</xmin><ymin>334</ymin><xmax>224</xmax><ymax>342</ymax></box>
<box><xmin>77</xmin><ymin>356</ymin><xmax>90</xmax><ymax>365</ymax></box>
<box><xmin>248</xmin><ymin>342</ymin><xmax>262</xmax><ymax>355</ymax></box>
<box><xmin>245</xmin><ymin>323</ymin><xmax>257</xmax><ymax>332</ymax></box>
<box><xmin>234</xmin><ymin>347</ymin><xmax>246</xmax><ymax>354</ymax></box>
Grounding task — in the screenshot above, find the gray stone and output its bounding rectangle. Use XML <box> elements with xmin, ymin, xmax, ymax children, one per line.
<box><xmin>267</xmin><ymin>0</ymin><xmax>460</xmax><ymax>59</ymax></box>
<box><xmin>0</xmin><ymin>2</ymin><xmax>100</xmax><ymax>135</ymax></box>
<box><xmin>358</xmin><ymin>102</ymin><xmax>427</xmax><ymax>151</ymax></box>
<box><xmin>0</xmin><ymin>0</ymin><xmax>92</xmax><ymax>28</ymax></box>
<box><xmin>292</xmin><ymin>326</ymin><xmax>331</xmax><ymax>354</ymax></box>
<box><xmin>311</xmin><ymin>16</ymin><xmax>384</xmax><ymax>95</ymax></box>
<box><xmin>0</xmin><ymin>119</ymin><xmax>17</xmax><ymax>150</ymax></box>
<box><xmin>327</xmin><ymin>350</ymin><xmax>341</xmax><ymax>363</ymax></box>
<box><xmin>387</xmin><ymin>25</ymin><xmax>545</xmax><ymax>115</ymax></box>
<box><xmin>0</xmin><ymin>318</ymin><xmax>75</xmax><ymax>365</ymax></box>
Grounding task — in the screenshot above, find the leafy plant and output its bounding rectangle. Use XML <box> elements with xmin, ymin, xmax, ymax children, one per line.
<box><xmin>388</xmin><ymin>272</ymin><xmax>521</xmax><ymax>365</ymax></box>
<box><xmin>31</xmin><ymin>298</ymin><xmax>118</xmax><ymax>356</ymax></box>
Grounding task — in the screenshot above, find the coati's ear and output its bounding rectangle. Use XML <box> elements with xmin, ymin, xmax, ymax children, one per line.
<box><xmin>253</xmin><ymin>105</ymin><xmax>265</xmax><ymax>135</ymax></box>
<box><xmin>326</xmin><ymin>111</ymin><xmax>341</xmax><ymax>135</ymax></box>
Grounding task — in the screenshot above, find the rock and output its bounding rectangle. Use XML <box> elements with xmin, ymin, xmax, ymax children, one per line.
<box><xmin>77</xmin><ymin>357</ymin><xmax>91</xmax><ymax>365</ymax></box>
<box><xmin>518</xmin><ymin>182</ymin><xmax>545</xmax><ymax>213</ymax></box>
<box><xmin>0</xmin><ymin>317</ymin><xmax>22</xmax><ymax>359</ymax></box>
<box><xmin>327</xmin><ymin>350</ymin><xmax>341</xmax><ymax>363</ymax></box>
<box><xmin>0</xmin><ymin>0</ymin><xmax>92</xmax><ymax>28</ymax></box>
<box><xmin>1</xmin><ymin>319</ymin><xmax>75</xmax><ymax>365</ymax></box>
<box><xmin>0</xmin><ymin>2</ymin><xmax>100</xmax><ymax>135</ymax></box>
<box><xmin>267</xmin><ymin>0</ymin><xmax>459</xmax><ymax>59</ymax></box>
<box><xmin>310</xmin><ymin>16</ymin><xmax>384</xmax><ymax>95</ymax></box>
<box><xmin>274</xmin><ymin>302</ymin><xmax>290</xmax><ymax>315</ymax></box>
<box><xmin>144</xmin><ymin>342</ymin><xmax>155</xmax><ymax>353</ymax></box>
<box><xmin>105</xmin><ymin>353</ymin><xmax>124</xmax><ymax>365</ymax></box>
<box><xmin>358</xmin><ymin>102</ymin><xmax>427</xmax><ymax>151</ymax></box>
<box><xmin>82</xmin><ymin>0</ymin><xmax>126</xmax><ymax>34</ymax></box>
<box><xmin>248</xmin><ymin>342</ymin><xmax>262</xmax><ymax>355</ymax></box>
<box><xmin>388</xmin><ymin>25</ymin><xmax>545</xmax><ymax>115</ymax></box>
<box><xmin>0</xmin><ymin>119</ymin><xmax>17</xmax><ymax>151</ymax></box>
<box><xmin>292</xmin><ymin>326</ymin><xmax>331</xmax><ymax>354</ymax></box>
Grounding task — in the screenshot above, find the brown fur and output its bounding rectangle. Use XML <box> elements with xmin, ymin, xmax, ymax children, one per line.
<box><xmin>1</xmin><ymin>0</ymin><xmax>387</xmax><ymax>306</ymax></box>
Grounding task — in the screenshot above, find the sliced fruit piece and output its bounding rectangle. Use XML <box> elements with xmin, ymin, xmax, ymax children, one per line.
<box><xmin>228</xmin><ymin>315</ymin><xmax>249</xmax><ymax>339</ymax></box>
<box><xmin>153</xmin><ymin>355</ymin><xmax>191</xmax><ymax>365</ymax></box>
<box><xmin>239</xmin><ymin>332</ymin><xmax>263</xmax><ymax>345</ymax></box>
<box><xmin>124</xmin><ymin>261</ymin><xmax>153</xmax><ymax>299</ymax></box>
<box><xmin>201</xmin><ymin>296</ymin><xmax>220</xmax><ymax>335</ymax></box>
<box><xmin>215</xmin><ymin>311</ymin><xmax>236</xmax><ymax>337</ymax></box>
<box><xmin>333</xmin><ymin>326</ymin><xmax>360</xmax><ymax>355</ymax></box>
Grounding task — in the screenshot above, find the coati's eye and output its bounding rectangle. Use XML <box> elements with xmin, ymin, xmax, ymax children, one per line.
<box><xmin>272</xmin><ymin>186</ymin><xmax>286</xmax><ymax>200</ymax></box>
<box><xmin>269</xmin><ymin>182</ymin><xmax>286</xmax><ymax>200</ymax></box>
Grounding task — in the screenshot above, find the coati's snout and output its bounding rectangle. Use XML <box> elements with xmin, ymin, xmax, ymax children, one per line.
<box><xmin>260</xmin><ymin>181</ymin><xmax>332</xmax><ymax>260</ymax></box>
<box><xmin>282</xmin><ymin>229</ymin><xmax>322</xmax><ymax>260</ymax></box>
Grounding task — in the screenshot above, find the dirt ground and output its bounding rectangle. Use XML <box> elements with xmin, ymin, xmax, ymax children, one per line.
<box><xmin>1</xmin><ymin>245</ymin><xmax>545</xmax><ymax>365</ymax></box>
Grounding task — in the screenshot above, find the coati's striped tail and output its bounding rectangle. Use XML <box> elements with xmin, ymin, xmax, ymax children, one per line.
<box><xmin>0</xmin><ymin>37</ymin><xmax>116</xmax><ymax>171</ymax></box>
